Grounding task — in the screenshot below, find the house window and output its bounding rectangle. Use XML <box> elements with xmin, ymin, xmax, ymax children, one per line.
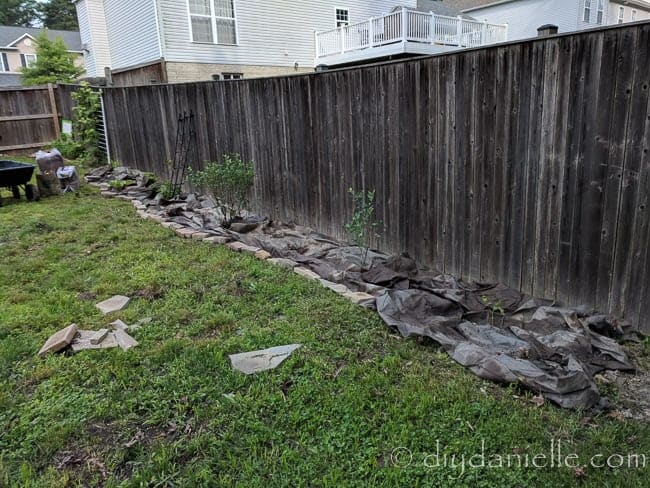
<box><xmin>222</xmin><ymin>72</ymin><xmax>242</xmax><ymax>80</ymax></box>
<box><xmin>335</xmin><ymin>8</ymin><xmax>349</xmax><ymax>27</ymax></box>
<box><xmin>583</xmin><ymin>0</ymin><xmax>591</xmax><ymax>22</ymax></box>
<box><xmin>618</xmin><ymin>6</ymin><xmax>625</xmax><ymax>23</ymax></box>
<box><xmin>188</xmin><ymin>0</ymin><xmax>237</xmax><ymax>44</ymax></box>
<box><xmin>596</xmin><ymin>0</ymin><xmax>604</xmax><ymax>24</ymax></box>
<box><xmin>632</xmin><ymin>9</ymin><xmax>637</xmax><ymax>21</ymax></box>
<box><xmin>21</xmin><ymin>53</ymin><xmax>37</xmax><ymax>67</ymax></box>
<box><xmin>0</xmin><ymin>53</ymin><xmax>8</xmax><ymax>72</ymax></box>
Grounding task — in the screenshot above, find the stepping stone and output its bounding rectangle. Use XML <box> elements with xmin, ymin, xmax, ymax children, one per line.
<box><xmin>147</xmin><ymin>214</ymin><xmax>164</xmax><ymax>223</ymax></box>
<box><xmin>268</xmin><ymin>258</ymin><xmax>298</xmax><ymax>269</ymax></box>
<box><xmin>226</xmin><ymin>241</ymin><xmax>260</xmax><ymax>253</ymax></box>
<box><xmin>114</xmin><ymin>329</ymin><xmax>139</xmax><ymax>351</ymax></box>
<box><xmin>229</xmin><ymin>344</ymin><xmax>302</xmax><ymax>375</ymax></box>
<box><xmin>71</xmin><ymin>330</ymin><xmax>119</xmax><ymax>352</ymax></box>
<box><xmin>319</xmin><ymin>279</ymin><xmax>350</xmax><ymax>294</ymax></box>
<box><xmin>96</xmin><ymin>295</ymin><xmax>130</xmax><ymax>314</ymax></box>
<box><xmin>110</xmin><ymin>319</ymin><xmax>129</xmax><ymax>331</ymax></box>
<box><xmin>38</xmin><ymin>324</ymin><xmax>78</xmax><ymax>358</ymax></box>
<box><xmin>90</xmin><ymin>328</ymin><xmax>110</xmax><ymax>345</ymax></box>
<box><xmin>342</xmin><ymin>291</ymin><xmax>376</xmax><ymax>308</ymax></box>
<box><xmin>254</xmin><ymin>250</ymin><xmax>272</xmax><ymax>260</ymax></box>
<box><xmin>175</xmin><ymin>227</ymin><xmax>196</xmax><ymax>238</ymax></box>
<box><xmin>293</xmin><ymin>267</ymin><xmax>320</xmax><ymax>280</ymax></box>
<box><xmin>203</xmin><ymin>236</ymin><xmax>230</xmax><ymax>245</ymax></box>
<box><xmin>191</xmin><ymin>232</ymin><xmax>210</xmax><ymax>240</ymax></box>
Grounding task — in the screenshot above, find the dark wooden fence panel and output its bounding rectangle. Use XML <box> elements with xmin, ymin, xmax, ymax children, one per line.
<box><xmin>102</xmin><ymin>21</ymin><xmax>650</xmax><ymax>331</ymax></box>
<box><xmin>0</xmin><ymin>83</ymin><xmax>79</xmax><ymax>155</ymax></box>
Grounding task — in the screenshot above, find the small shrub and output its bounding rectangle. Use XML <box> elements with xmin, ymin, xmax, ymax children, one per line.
<box><xmin>159</xmin><ymin>181</ymin><xmax>179</xmax><ymax>201</ymax></box>
<box><xmin>50</xmin><ymin>133</ymin><xmax>82</xmax><ymax>160</ymax></box>
<box><xmin>344</xmin><ymin>188</ymin><xmax>382</xmax><ymax>269</ymax></box>
<box><xmin>189</xmin><ymin>153</ymin><xmax>255</xmax><ymax>223</ymax></box>
<box><xmin>108</xmin><ymin>180</ymin><xmax>135</xmax><ymax>191</ymax></box>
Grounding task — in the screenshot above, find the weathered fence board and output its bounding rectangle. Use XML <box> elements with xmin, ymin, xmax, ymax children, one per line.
<box><xmin>0</xmin><ymin>83</ymin><xmax>78</xmax><ymax>154</ymax></box>
<box><xmin>102</xmin><ymin>21</ymin><xmax>650</xmax><ymax>331</ymax></box>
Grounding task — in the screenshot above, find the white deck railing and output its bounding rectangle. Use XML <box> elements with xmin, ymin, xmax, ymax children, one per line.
<box><xmin>315</xmin><ymin>8</ymin><xmax>508</xmax><ymax>60</ymax></box>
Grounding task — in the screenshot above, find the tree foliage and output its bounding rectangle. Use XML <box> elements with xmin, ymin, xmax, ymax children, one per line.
<box><xmin>71</xmin><ymin>82</ymin><xmax>102</xmax><ymax>166</ymax></box>
<box><xmin>20</xmin><ymin>32</ymin><xmax>84</xmax><ymax>85</ymax></box>
<box><xmin>41</xmin><ymin>0</ymin><xmax>78</xmax><ymax>30</ymax></box>
<box><xmin>0</xmin><ymin>0</ymin><xmax>39</xmax><ymax>27</ymax></box>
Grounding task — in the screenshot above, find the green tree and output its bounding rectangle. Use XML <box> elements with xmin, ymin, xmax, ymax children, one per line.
<box><xmin>41</xmin><ymin>0</ymin><xmax>79</xmax><ymax>30</ymax></box>
<box><xmin>20</xmin><ymin>31</ymin><xmax>84</xmax><ymax>85</ymax></box>
<box><xmin>0</xmin><ymin>0</ymin><xmax>39</xmax><ymax>26</ymax></box>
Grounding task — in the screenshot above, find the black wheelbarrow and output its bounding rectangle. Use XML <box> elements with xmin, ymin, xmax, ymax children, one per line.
<box><xmin>0</xmin><ymin>160</ymin><xmax>39</xmax><ymax>207</ymax></box>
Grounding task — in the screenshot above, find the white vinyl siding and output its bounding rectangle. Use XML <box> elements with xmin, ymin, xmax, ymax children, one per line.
<box><xmin>75</xmin><ymin>0</ymin><xmax>112</xmax><ymax>77</ymax></box>
<box><xmin>104</xmin><ymin>0</ymin><xmax>161</xmax><ymax>70</ymax></box>
<box><xmin>466</xmin><ymin>0</ymin><xmax>581</xmax><ymax>41</ymax></box>
<box><xmin>160</xmin><ymin>0</ymin><xmax>416</xmax><ymax>67</ymax></box>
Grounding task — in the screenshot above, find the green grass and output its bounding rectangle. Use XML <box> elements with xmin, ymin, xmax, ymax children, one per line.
<box><xmin>1</xmin><ymin>187</ymin><xmax>649</xmax><ymax>487</ymax></box>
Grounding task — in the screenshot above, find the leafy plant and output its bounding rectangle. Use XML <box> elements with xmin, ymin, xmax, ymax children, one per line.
<box><xmin>20</xmin><ymin>32</ymin><xmax>84</xmax><ymax>85</ymax></box>
<box><xmin>159</xmin><ymin>181</ymin><xmax>179</xmax><ymax>201</ymax></box>
<box><xmin>344</xmin><ymin>188</ymin><xmax>382</xmax><ymax>269</ymax></box>
<box><xmin>108</xmin><ymin>180</ymin><xmax>135</xmax><ymax>191</ymax></box>
<box><xmin>70</xmin><ymin>82</ymin><xmax>101</xmax><ymax>166</ymax></box>
<box><xmin>50</xmin><ymin>133</ymin><xmax>82</xmax><ymax>160</ymax></box>
<box><xmin>481</xmin><ymin>295</ymin><xmax>505</xmax><ymax>326</ymax></box>
<box><xmin>188</xmin><ymin>153</ymin><xmax>255</xmax><ymax>224</ymax></box>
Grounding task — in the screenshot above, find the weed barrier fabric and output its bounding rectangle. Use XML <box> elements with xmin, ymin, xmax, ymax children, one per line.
<box><xmin>240</xmin><ymin>231</ymin><xmax>636</xmax><ymax>410</ymax></box>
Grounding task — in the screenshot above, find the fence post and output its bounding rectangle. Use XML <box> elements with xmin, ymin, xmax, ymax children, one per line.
<box><xmin>402</xmin><ymin>6</ymin><xmax>408</xmax><ymax>43</ymax></box>
<box><xmin>47</xmin><ymin>83</ymin><xmax>60</xmax><ymax>139</ymax></box>
<box><xmin>456</xmin><ymin>15</ymin><xmax>462</xmax><ymax>46</ymax></box>
<box><xmin>340</xmin><ymin>26</ymin><xmax>345</xmax><ymax>53</ymax></box>
<box><xmin>314</xmin><ymin>30</ymin><xmax>319</xmax><ymax>57</ymax></box>
<box><xmin>369</xmin><ymin>17</ymin><xmax>374</xmax><ymax>47</ymax></box>
<box><xmin>482</xmin><ymin>20</ymin><xmax>488</xmax><ymax>45</ymax></box>
<box><xmin>430</xmin><ymin>12</ymin><xmax>435</xmax><ymax>44</ymax></box>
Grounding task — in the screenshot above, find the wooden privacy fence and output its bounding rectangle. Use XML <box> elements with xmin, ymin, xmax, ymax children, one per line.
<box><xmin>0</xmin><ymin>83</ymin><xmax>78</xmax><ymax>154</ymax></box>
<box><xmin>102</xmin><ymin>21</ymin><xmax>650</xmax><ymax>331</ymax></box>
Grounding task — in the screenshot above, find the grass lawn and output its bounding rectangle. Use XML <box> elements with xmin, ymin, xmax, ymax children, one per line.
<box><xmin>1</xmin><ymin>184</ymin><xmax>649</xmax><ymax>487</ymax></box>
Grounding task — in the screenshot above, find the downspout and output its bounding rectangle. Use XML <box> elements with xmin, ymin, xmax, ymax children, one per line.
<box><xmin>152</xmin><ymin>0</ymin><xmax>168</xmax><ymax>81</ymax></box>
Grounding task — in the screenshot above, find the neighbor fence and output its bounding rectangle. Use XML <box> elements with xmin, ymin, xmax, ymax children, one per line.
<box><xmin>101</xmin><ymin>21</ymin><xmax>650</xmax><ymax>331</ymax></box>
<box><xmin>0</xmin><ymin>84</ymin><xmax>81</xmax><ymax>154</ymax></box>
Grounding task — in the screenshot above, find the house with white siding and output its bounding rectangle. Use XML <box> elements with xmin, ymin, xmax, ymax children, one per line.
<box><xmin>74</xmin><ymin>0</ymin><xmax>507</xmax><ymax>85</ymax></box>
<box><xmin>445</xmin><ymin>0</ymin><xmax>650</xmax><ymax>41</ymax></box>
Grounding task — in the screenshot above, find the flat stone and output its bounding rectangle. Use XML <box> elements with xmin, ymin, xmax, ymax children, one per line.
<box><xmin>71</xmin><ymin>330</ymin><xmax>119</xmax><ymax>352</ymax></box>
<box><xmin>230</xmin><ymin>222</ymin><xmax>259</xmax><ymax>234</ymax></box>
<box><xmin>175</xmin><ymin>227</ymin><xmax>196</xmax><ymax>238</ymax></box>
<box><xmin>136</xmin><ymin>210</ymin><xmax>148</xmax><ymax>219</ymax></box>
<box><xmin>268</xmin><ymin>258</ymin><xmax>298</xmax><ymax>269</ymax></box>
<box><xmin>342</xmin><ymin>291</ymin><xmax>376</xmax><ymax>308</ymax></box>
<box><xmin>96</xmin><ymin>295</ymin><xmax>130</xmax><ymax>314</ymax></box>
<box><xmin>203</xmin><ymin>236</ymin><xmax>230</xmax><ymax>245</ymax></box>
<box><xmin>38</xmin><ymin>324</ymin><xmax>78</xmax><ymax>357</ymax></box>
<box><xmin>147</xmin><ymin>213</ymin><xmax>164</xmax><ymax>223</ymax></box>
<box><xmin>293</xmin><ymin>267</ymin><xmax>320</xmax><ymax>281</ymax></box>
<box><xmin>191</xmin><ymin>232</ymin><xmax>210</xmax><ymax>240</ymax></box>
<box><xmin>226</xmin><ymin>241</ymin><xmax>260</xmax><ymax>253</ymax></box>
<box><xmin>100</xmin><ymin>191</ymin><xmax>115</xmax><ymax>197</ymax></box>
<box><xmin>116</xmin><ymin>194</ymin><xmax>132</xmax><ymax>201</ymax></box>
<box><xmin>254</xmin><ymin>250</ymin><xmax>272</xmax><ymax>260</ymax></box>
<box><xmin>229</xmin><ymin>344</ymin><xmax>302</xmax><ymax>375</ymax></box>
<box><xmin>161</xmin><ymin>221</ymin><xmax>183</xmax><ymax>229</ymax></box>
<box><xmin>132</xmin><ymin>200</ymin><xmax>146</xmax><ymax>209</ymax></box>
<box><xmin>90</xmin><ymin>328</ymin><xmax>110</xmax><ymax>345</ymax></box>
<box><xmin>319</xmin><ymin>279</ymin><xmax>350</xmax><ymax>294</ymax></box>
<box><xmin>114</xmin><ymin>329</ymin><xmax>139</xmax><ymax>351</ymax></box>
<box><xmin>110</xmin><ymin>319</ymin><xmax>129</xmax><ymax>331</ymax></box>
